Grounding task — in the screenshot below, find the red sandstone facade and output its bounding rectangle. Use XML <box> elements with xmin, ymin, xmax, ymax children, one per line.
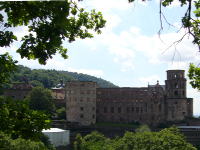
<box><xmin>3</xmin><ymin>83</ymin><xmax>32</xmax><ymax>100</ymax></box>
<box><xmin>65</xmin><ymin>70</ymin><xmax>193</xmax><ymax>126</ymax></box>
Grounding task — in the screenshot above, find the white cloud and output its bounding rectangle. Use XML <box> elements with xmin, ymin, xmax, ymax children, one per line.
<box><xmin>187</xmin><ymin>87</ymin><xmax>200</xmax><ymax>116</ymax></box>
<box><xmin>111</xmin><ymin>47</ymin><xmax>135</xmax><ymax>71</ymax></box>
<box><xmin>81</xmin><ymin>0</ymin><xmax>134</xmax><ymax>12</ymax></box>
<box><xmin>139</xmin><ymin>75</ymin><xmax>161</xmax><ymax>86</ymax></box>
<box><xmin>81</xmin><ymin>23</ymin><xmax>199</xmax><ymax>72</ymax></box>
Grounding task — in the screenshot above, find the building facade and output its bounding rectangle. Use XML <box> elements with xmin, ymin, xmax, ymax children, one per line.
<box><xmin>65</xmin><ymin>70</ymin><xmax>193</xmax><ymax>126</ymax></box>
<box><xmin>52</xmin><ymin>88</ymin><xmax>65</xmax><ymax>108</ymax></box>
<box><xmin>65</xmin><ymin>81</ymin><xmax>97</xmax><ymax>126</ymax></box>
<box><xmin>3</xmin><ymin>83</ymin><xmax>33</xmax><ymax>100</ymax></box>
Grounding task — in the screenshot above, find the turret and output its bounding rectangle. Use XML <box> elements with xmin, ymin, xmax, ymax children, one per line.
<box><xmin>165</xmin><ymin>70</ymin><xmax>186</xmax><ymax>98</ymax></box>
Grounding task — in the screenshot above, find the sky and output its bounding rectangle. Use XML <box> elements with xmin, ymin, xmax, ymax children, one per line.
<box><xmin>1</xmin><ymin>0</ymin><xmax>200</xmax><ymax>116</ymax></box>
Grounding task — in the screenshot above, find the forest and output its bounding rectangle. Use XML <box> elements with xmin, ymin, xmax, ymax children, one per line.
<box><xmin>5</xmin><ymin>65</ymin><xmax>117</xmax><ymax>89</ymax></box>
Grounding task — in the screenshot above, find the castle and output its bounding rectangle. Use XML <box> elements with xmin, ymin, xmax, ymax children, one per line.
<box><xmin>65</xmin><ymin>70</ymin><xmax>193</xmax><ymax>126</ymax></box>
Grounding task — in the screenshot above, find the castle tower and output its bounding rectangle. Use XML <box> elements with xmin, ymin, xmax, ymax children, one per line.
<box><xmin>65</xmin><ymin>81</ymin><xmax>97</xmax><ymax>126</ymax></box>
<box><xmin>165</xmin><ymin>70</ymin><xmax>193</xmax><ymax>121</ymax></box>
<box><xmin>165</xmin><ymin>70</ymin><xmax>186</xmax><ymax>98</ymax></box>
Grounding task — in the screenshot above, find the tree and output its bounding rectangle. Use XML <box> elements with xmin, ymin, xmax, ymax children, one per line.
<box><xmin>135</xmin><ymin>124</ymin><xmax>151</xmax><ymax>133</ymax></box>
<box><xmin>27</xmin><ymin>87</ymin><xmax>55</xmax><ymax>115</ymax></box>
<box><xmin>188</xmin><ymin>63</ymin><xmax>200</xmax><ymax>90</ymax></box>
<box><xmin>74</xmin><ymin>131</ymin><xmax>111</xmax><ymax>150</ymax></box>
<box><xmin>0</xmin><ymin>53</ymin><xmax>17</xmax><ymax>87</ymax></box>
<box><xmin>129</xmin><ymin>0</ymin><xmax>200</xmax><ymax>49</ymax></box>
<box><xmin>0</xmin><ymin>131</ymin><xmax>50</xmax><ymax>150</ymax></box>
<box><xmin>0</xmin><ymin>1</ymin><xmax>106</xmax><ymax>85</ymax></box>
<box><xmin>0</xmin><ymin>131</ymin><xmax>49</xmax><ymax>150</ymax></box>
<box><xmin>74</xmin><ymin>127</ymin><xmax>196</xmax><ymax>150</ymax></box>
<box><xmin>0</xmin><ymin>96</ymin><xmax>51</xmax><ymax>141</ymax></box>
<box><xmin>128</xmin><ymin>0</ymin><xmax>200</xmax><ymax>89</ymax></box>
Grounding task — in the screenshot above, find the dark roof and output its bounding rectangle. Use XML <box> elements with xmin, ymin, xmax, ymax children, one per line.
<box><xmin>11</xmin><ymin>83</ymin><xmax>33</xmax><ymax>90</ymax></box>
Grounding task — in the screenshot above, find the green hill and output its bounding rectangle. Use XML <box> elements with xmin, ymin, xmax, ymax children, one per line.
<box><xmin>8</xmin><ymin>65</ymin><xmax>117</xmax><ymax>88</ymax></box>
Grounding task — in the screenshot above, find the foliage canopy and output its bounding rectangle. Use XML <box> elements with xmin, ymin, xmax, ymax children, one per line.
<box><xmin>0</xmin><ymin>96</ymin><xmax>51</xmax><ymax>141</ymax></box>
<box><xmin>74</xmin><ymin>127</ymin><xmax>196</xmax><ymax>150</ymax></box>
<box><xmin>0</xmin><ymin>131</ymin><xmax>48</xmax><ymax>150</ymax></box>
<box><xmin>7</xmin><ymin>65</ymin><xmax>117</xmax><ymax>88</ymax></box>
<box><xmin>0</xmin><ymin>1</ymin><xmax>106</xmax><ymax>85</ymax></box>
<box><xmin>27</xmin><ymin>86</ymin><xmax>55</xmax><ymax>115</ymax></box>
<box><xmin>129</xmin><ymin>0</ymin><xmax>200</xmax><ymax>48</ymax></box>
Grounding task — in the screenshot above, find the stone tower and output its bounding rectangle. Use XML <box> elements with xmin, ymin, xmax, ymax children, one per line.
<box><xmin>65</xmin><ymin>81</ymin><xmax>97</xmax><ymax>126</ymax></box>
<box><xmin>165</xmin><ymin>70</ymin><xmax>193</xmax><ymax>121</ymax></box>
<box><xmin>165</xmin><ymin>70</ymin><xmax>186</xmax><ymax>99</ymax></box>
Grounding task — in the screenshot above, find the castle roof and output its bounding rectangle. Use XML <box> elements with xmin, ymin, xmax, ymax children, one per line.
<box><xmin>10</xmin><ymin>83</ymin><xmax>33</xmax><ymax>90</ymax></box>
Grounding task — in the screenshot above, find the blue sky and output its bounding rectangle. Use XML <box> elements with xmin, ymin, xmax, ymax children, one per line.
<box><xmin>1</xmin><ymin>0</ymin><xmax>200</xmax><ymax>116</ymax></box>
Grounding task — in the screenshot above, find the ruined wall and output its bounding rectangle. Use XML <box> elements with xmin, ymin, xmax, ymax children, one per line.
<box><xmin>65</xmin><ymin>81</ymin><xmax>96</xmax><ymax>126</ymax></box>
<box><xmin>65</xmin><ymin>70</ymin><xmax>193</xmax><ymax>126</ymax></box>
<box><xmin>3</xmin><ymin>83</ymin><xmax>32</xmax><ymax>100</ymax></box>
<box><xmin>165</xmin><ymin>70</ymin><xmax>193</xmax><ymax>121</ymax></box>
<box><xmin>52</xmin><ymin>88</ymin><xmax>65</xmax><ymax>107</ymax></box>
<box><xmin>96</xmin><ymin>86</ymin><xmax>166</xmax><ymax>125</ymax></box>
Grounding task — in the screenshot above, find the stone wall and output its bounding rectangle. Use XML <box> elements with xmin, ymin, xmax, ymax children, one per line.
<box><xmin>65</xmin><ymin>70</ymin><xmax>193</xmax><ymax>126</ymax></box>
<box><xmin>96</xmin><ymin>86</ymin><xmax>166</xmax><ymax>125</ymax></box>
<box><xmin>65</xmin><ymin>81</ymin><xmax>96</xmax><ymax>126</ymax></box>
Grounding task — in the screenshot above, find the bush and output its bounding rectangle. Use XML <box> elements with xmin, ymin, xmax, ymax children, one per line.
<box><xmin>74</xmin><ymin>127</ymin><xmax>197</xmax><ymax>150</ymax></box>
<box><xmin>40</xmin><ymin>133</ymin><xmax>55</xmax><ymax>150</ymax></box>
<box><xmin>56</xmin><ymin>107</ymin><xmax>66</xmax><ymax>120</ymax></box>
<box><xmin>0</xmin><ymin>131</ymin><xmax>47</xmax><ymax>150</ymax></box>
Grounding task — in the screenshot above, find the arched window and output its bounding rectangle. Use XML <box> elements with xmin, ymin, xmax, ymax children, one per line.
<box><xmin>175</xmin><ymin>83</ymin><xmax>178</xmax><ymax>88</ymax></box>
<box><xmin>182</xmin><ymin>91</ymin><xmax>185</xmax><ymax>96</ymax></box>
<box><xmin>174</xmin><ymin>91</ymin><xmax>178</xmax><ymax>96</ymax></box>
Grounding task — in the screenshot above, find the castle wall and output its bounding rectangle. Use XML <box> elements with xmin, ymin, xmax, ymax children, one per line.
<box><xmin>96</xmin><ymin>87</ymin><xmax>166</xmax><ymax>125</ymax></box>
<box><xmin>166</xmin><ymin>98</ymin><xmax>189</xmax><ymax>121</ymax></box>
<box><xmin>65</xmin><ymin>70</ymin><xmax>193</xmax><ymax>126</ymax></box>
<box><xmin>65</xmin><ymin>81</ymin><xmax>96</xmax><ymax>126</ymax></box>
<box><xmin>3</xmin><ymin>83</ymin><xmax>33</xmax><ymax>100</ymax></box>
<box><xmin>52</xmin><ymin>88</ymin><xmax>65</xmax><ymax>107</ymax></box>
<box><xmin>165</xmin><ymin>70</ymin><xmax>193</xmax><ymax>121</ymax></box>
<box><xmin>187</xmin><ymin>98</ymin><xmax>193</xmax><ymax>117</ymax></box>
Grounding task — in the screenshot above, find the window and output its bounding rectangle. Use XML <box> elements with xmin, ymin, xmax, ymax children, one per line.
<box><xmin>80</xmin><ymin>98</ymin><xmax>83</xmax><ymax>102</ymax></box>
<box><xmin>80</xmin><ymin>107</ymin><xmax>84</xmax><ymax>111</ymax></box>
<box><xmin>92</xmin><ymin>114</ymin><xmax>95</xmax><ymax>119</ymax></box>
<box><xmin>104</xmin><ymin>107</ymin><xmax>107</xmax><ymax>113</ymax></box>
<box><xmin>80</xmin><ymin>90</ymin><xmax>84</xmax><ymax>94</ymax></box>
<box><xmin>174</xmin><ymin>91</ymin><xmax>178</xmax><ymax>96</ymax></box>
<box><xmin>127</xmin><ymin>107</ymin><xmax>130</xmax><ymax>113</ymax></box>
<box><xmin>80</xmin><ymin>114</ymin><xmax>84</xmax><ymax>118</ymax></box>
<box><xmin>111</xmin><ymin>107</ymin><xmax>114</xmax><ymax>113</ymax></box>
<box><xmin>159</xmin><ymin>104</ymin><xmax>161</xmax><ymax>112</ymax></box>
<box><xmin>175</xmin><ymin>83</ymin><xmax>178</xmax><ymax>88</ymax></box>
<box><xmin>136</xmin><ymin>107</ymin><xmax>139</xmax><ymax>113</ymax></box>
<box><xmin>182</xmin><ymin>91</ymin><xmax>185</xmax><ymax>96</ymax></box>
<box><xmin>132</xmin><ymin>107</ymin><xmax>134</xmax><ymax>112</ymax></box>
<box><xmin>118</xmin><ymin>107</ymin><xmax>121</xmax><ymax>113</ymax></box>
<box><xmin>92</xmin><ymin>107</ymin><xmax>95</xmax><ymax>111</ymax></box>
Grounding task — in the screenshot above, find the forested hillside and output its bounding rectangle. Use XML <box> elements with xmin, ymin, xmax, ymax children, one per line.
<box><xmin>8</xmin><ymin>65</ymin><xmax>117</xmax><ymax>88</ymax></box>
